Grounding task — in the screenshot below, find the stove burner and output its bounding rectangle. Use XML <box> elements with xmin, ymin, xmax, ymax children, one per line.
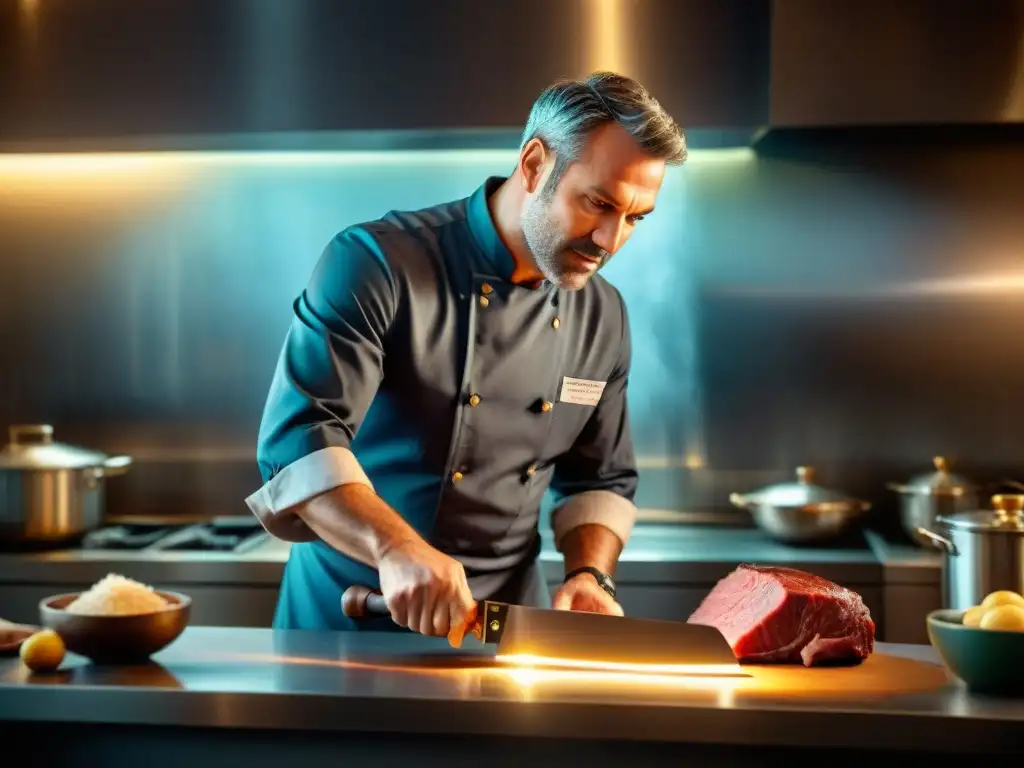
<box><xmin>80</xmin><ymin>517</ymin><xmax>266</xmax><ymax>553</ymax></box>
<box><xmin>82</xmin><ymin>523</ymin><xmax>180</xmax><ymax>551</ymax></box>
<box><xmin>158</xmin><ymin>518</ymin><xmax>265</xmax><ymax>552</ymax></box>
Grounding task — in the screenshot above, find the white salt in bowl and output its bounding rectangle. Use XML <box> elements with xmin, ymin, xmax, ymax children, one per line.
<box><xmin>39</xmin><ymin>589</ymin><xmax>191</xmax><ymax>664</ymax></box>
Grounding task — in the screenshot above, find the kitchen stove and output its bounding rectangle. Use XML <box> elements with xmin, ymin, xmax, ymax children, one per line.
<box><xmin>80</xmin><ymin>516</ymin><xmax>268</xmax><ymax>554</ymax></box>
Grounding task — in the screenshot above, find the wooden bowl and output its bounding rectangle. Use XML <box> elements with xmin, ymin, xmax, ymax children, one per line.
<box><xmin>39</xmin><ymin>591</ymin><xmax>191</xmax><ymax>664</ymax></box>
<box><xmin>927</xmin><ymin>608</ymin><xmax>1024</xmax><ymax>697</ymax></box>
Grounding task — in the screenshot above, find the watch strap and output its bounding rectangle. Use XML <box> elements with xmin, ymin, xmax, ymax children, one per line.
<box><xmin>564</xmin><ymin>566</ymin><xmax>616</xmax><ymax>599</ymax></box>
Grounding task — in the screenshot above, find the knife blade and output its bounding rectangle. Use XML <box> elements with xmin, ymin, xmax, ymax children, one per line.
<box><xmin>341</xmin><ymin>585</ymin><xmax>743</xmax><ymax>676</ymax></box>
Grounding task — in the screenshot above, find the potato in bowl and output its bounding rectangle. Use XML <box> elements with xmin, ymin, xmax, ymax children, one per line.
<box><xmin>927</xmin><ymin>590</ymin><xmax>1024</xmax><ymax>697</ymax></box>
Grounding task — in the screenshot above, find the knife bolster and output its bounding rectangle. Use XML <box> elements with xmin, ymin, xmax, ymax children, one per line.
<box><xmin>479</xmin><ymin>601</ymin><xmax>509</xmax><ymax>644</ymax></box>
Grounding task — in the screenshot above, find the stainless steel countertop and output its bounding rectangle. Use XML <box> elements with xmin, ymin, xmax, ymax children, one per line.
<box><xmin>865</xmin><ymin>529</ymin><xmax>943</xmax><ymax>585</ymax></box>
<box><xmin>0</xmin><ymin>524</ymin><xmax>886</xmax><ymax>586</ymax></box>
<box><xmin>0</xmin><ymin>627</ymin><xmax>1019</xmax><ymax>753</ymax></box>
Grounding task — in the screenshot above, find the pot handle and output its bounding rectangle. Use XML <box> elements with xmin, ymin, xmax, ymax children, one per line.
<box><xmin>9</xmin><ymin>424</ymin><xmax>54</xmax><ymax>446</ymax></box>
<box><xmin>916</xmin><ymin>527</ymin><xmax>957</xmax><ymax>556</ymax></box>
<box><xmin>97</xmin><ymin>455</ymin><xmax>132</xmax><ymax>477</ymax></box>
<box><xmin>729</xmin><ymin>492</ymin><xmax>751</xmax><ymax>509</ymax></box>
<box><xmin>886</xmin><ymin>481</ymin><xmax>911</xmax><ymax>493</ymax></box>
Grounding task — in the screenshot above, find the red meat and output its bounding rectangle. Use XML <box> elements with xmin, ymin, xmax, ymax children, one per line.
<box><xmin>687</xmin><ymin>564</ymin><xmax>875</xmax><ymax>666</ymax></box>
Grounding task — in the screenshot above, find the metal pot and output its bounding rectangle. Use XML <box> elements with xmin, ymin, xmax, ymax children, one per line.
<box><xmin>917</xmin><ymin>493</ymin><xmax>1024</xmax><ymax>610</ymax></box>
<box><xmin>729</xmin><ymin>466</ymin><xmax>872</xmax><ymax>543</ymax></box>
<box><xmin>886</xmin><ymin>456</ymin><xmax>979</xmax><ymax>548</ymax></box>
<box><xmin>0</xmin><ymin>424</ymin><xmax>132</xmax><ymax>543</ymax></box>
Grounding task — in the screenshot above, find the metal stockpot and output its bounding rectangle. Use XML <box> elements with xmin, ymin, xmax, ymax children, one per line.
<box><xmin>0</xmin><ymin>424</ymin><xmax>132</xmax><ymax>543</ymax></box>
<box><xmin>917</xmin><ymin>494</ymin><xmax>1024</xmax><ymax>610</ymax></box>
<box><xmin>886</xmin><ymin>456</ymin><xmax>979</xmax><ymax>548</ymax></box>
<box><xmin>730</xmin><ymin>466</ymin><xmax>872</xmax><ymax>543</ymax></box>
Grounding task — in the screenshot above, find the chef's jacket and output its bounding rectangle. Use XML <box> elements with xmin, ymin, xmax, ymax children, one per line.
<box><xmin>246</xmin><ymin>176</ymin><xmax>639</xmax><ymax>630</ymax></box>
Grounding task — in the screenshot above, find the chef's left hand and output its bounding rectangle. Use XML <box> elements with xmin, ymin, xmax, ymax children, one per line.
<box><xmin>551</xmin><ymin>573</ymin><xmax>624</xmax><ymax>616</ymax></box>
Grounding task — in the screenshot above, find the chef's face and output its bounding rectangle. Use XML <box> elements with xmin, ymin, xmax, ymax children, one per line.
<box><xmin>520</xmin><ymin>122</ymin><xmax>666</xmax><ymax>290</ymax></box>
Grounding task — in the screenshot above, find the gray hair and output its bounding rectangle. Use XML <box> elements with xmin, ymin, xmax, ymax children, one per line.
<box><xmin>520</xmin><ymin>71</ymin><xmax>687</xmax><ymax>184</ymax></box>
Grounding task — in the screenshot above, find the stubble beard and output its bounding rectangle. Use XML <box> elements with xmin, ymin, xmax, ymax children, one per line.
<box><xmin>521</xmin><ymin>184</ymin><xmax>594</xmax><ymax>291</ymax></box>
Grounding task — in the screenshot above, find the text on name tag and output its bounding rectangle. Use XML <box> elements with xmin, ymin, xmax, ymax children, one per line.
<box><xmin>559</xmin><ymin>376</ymin><xmax>607</xmax><ymax>406</ymax></box>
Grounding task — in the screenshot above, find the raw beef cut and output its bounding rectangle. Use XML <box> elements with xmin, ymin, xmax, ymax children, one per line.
<box><xmin>687</xmin><ymin>564</ymin><xmax>875</xmax><ymax>667</ymax></box>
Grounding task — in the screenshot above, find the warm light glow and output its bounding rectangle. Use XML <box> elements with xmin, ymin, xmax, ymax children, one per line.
<box><xmin>195</xmin><ymin>650</ymin><xmax>747</xmax><ymax>703</ymax></box>
<box><xmin>499</xmin><ymin>665</ymin><xmax>744</xmax><ymax>693</ymax></box>
<box><xmin>495</xmin><ymin>653</ymin><xmax>745</xmax><ymax>678</ymax></box>
<box><xmin>687</xmin><ymin>148</ymin><xmax>756</xmax><ymax>164</ymax></box>
<box><xmin>904</xmin><ymin>271</ymin><xmax>1024</xmax><ymax>296</ymax></box>
<box><xmin>0</xmin><ymin>154</ymin><xmax>195</xmax><ymax>209</ymax></box>
<box><xmin>684</xmin><ymin>452</ymin><xmax>705</xmax><ymax>470</ymax></box>
<box><xmin>215</xmin><ymin>651</ymin><xmax>743</xmax><ymax>679</ymax></box>
<box><xmin>635</xmin><ymin>454</ymin><xmax>706</xmax><ymax>470</ymax></box>
<box><xmin>587</xmin><ymin>0</ymin><xmax>634</xmax><ymax>75</ymax></box>
<box><xmin>0</xmin><ymin>153</ymin><xmax>186</xmax><ymax>177</ymax></box>
<box><xmin>1006</xmin><ymin>23</ymin><xmax>1024</xmax><ymax>120</ymax></box>
<box><xmin>0</xmin><ymin>146</ymin><xmax>749</xmax><ymax>174</ymax></box>
<box><xmin>0</xmin><ymin>149</ymin><xmax>518</xmax><ymax>206</ymax></box>
<box><xmin>718</xmin><ymin>268</ymin><xmax>1024</xmax><ymax>299</ymax></box>
<box><xmin>0</xmin><ymin>149</ymin><xmax>518</xmax><ymax>174</ymax></box>
<box><xmin>0</xmin><ymin>145</ymin><xmax>748</xmax><ymax>217</ymax></box>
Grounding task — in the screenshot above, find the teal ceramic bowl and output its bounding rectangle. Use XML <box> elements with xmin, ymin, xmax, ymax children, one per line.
<box><xmin>927</xmin><ymin>608</ymin><xmax>1024</xmax><ymax>696</ymax></box>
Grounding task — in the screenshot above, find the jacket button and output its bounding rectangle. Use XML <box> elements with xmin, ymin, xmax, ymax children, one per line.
<box><xmin>551</xmin><ymin>317</ymin><xmax>560</xmax><ymax>329</ymax></box>
<box><xmin>451</xmin><ymin>471</ymin><xmax>464</xmax><ymax>483</ymax></box>
<box><xmin>541</xmin><ymin>401</ymin><xmax>553</xmax><ymax>413</ymax></box>
<box><xmin>479</xmin><ymin>295</ymin><xmax>490</xmax><ymax>308</ymax></box>
<box><xmin>468</xmin><ymin>394</ymin><xmax>481</xmax><ymax>407</ymax></box>
<box><xmin>481</xmin><ymin>283</ymin><xmax>494</xmax><ymax>295</ymax></box>
<box><xmin>526</xmin><ymin>463</ymin><xmax>537</xmax><ymax>477</ymax></box>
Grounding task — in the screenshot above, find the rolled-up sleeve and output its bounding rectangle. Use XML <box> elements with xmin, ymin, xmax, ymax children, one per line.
<box><xmin>548</xmin><ymin>297</ymin><xmax>639</xmax><ymax>549</ymax></box>
<box><xmin>245</xmin><ymin>227</ymin><xmax>396</xmax><ymax>541</ymax></box>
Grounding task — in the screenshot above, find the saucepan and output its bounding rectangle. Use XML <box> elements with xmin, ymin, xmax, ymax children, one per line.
<box><xmin>886</xmin><ymin>456</ymin><xmax>980</xmax><ymax>548</ymax></box>
<box><xmin>887</xmin><ymin>456</ymin><xmax>1024</xmax><ymax>548</ymax></box>
<box><xmin>730</xmin><ymin>466</ymin><xmax>872</xmax><ymax>544</ymax></box>
<box><xmin>0</xmin><ymin>424</ymin><xmax>132</xmax><ymax>543</ymax></box>
<box><xmin>916</xmin><ymin>493</ymin><xmax>1024</xmax><ymax>611</ymax></box>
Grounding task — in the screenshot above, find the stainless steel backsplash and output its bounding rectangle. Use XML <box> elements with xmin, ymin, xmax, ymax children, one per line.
<box><xmin>1</xmin><ymin>131</ymin><xmax>1022</xmax><ymax>524</ymax></box>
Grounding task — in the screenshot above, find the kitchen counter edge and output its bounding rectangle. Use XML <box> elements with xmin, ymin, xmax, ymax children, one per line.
<box><xmin>0</xmin><ymin>628</ymin><xmax>1020</xmax><ymax>755</ymax></box>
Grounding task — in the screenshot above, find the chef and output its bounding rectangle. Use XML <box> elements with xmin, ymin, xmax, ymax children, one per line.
<box><xmin>245</xmin><ymin>71</ymin><xmax>687</xmax><ymax>637</ymax></box>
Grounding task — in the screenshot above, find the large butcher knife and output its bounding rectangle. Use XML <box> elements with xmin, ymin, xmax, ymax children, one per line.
<box><xmin>341</xmin><ymin>585</ymin><xmax>743</xmax><ymax>676</ymax></box>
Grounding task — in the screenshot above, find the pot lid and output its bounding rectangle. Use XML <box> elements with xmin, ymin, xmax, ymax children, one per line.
<box><xmin>0</xmin><ymin>424</ymin><xmax>110</xmax><ymax>470</ymax></box>
<box><xmin>735</xmin><ymin>466</ymin><xmax>863</xmax><ymax>508</ymax></box>
<box><xmin>937</xmin><ymin>494</ymin><xmax>1024</xmax><ymax>534</ymax></box>
<box><xmin>898</xmin><ymin>456</ymin><xmax>974</xmax><ymax>495</ymax></box>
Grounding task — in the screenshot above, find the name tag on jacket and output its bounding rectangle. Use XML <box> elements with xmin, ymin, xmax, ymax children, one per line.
<box><xmin>559</xmin><ymin>376</ymin><xmax>607</xmax><ymax>406</ymax></box>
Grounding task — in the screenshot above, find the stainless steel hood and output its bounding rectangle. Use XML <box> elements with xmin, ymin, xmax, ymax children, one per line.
<box><xmin>0</xmin><ymin>0</ymin><xmax>770</xmax><ymax>152</ymax></box>
<box><xmin>1</xmin><ymin>0</ymin><xmax>1021</xmax><ymax>153</ymax></box>
<box><xmin>767</xmin><ymin>0</ymin><xmax>1024</xmax><ymax>128</ymax></box>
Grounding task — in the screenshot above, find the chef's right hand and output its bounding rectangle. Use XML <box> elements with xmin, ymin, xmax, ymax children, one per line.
<box><xmin>377</xmin><ymin>539</ymin><xmax>475</xmax><ymax>640</ymax></box>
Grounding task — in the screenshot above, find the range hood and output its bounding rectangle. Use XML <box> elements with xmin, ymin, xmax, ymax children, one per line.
<box><xmin>1</xmin><ymin>0</ymin><xmax>1021</xmax><ymax>153</ymax></box>
<box><xmin>767</xmin><ymin>0</ymin><xmax>1024</xmax><ymax>129</ymax></box>
<box><xmin>0</xmin><ymin>0</ymin><xmax>769</xmax><ymax>152</ymax></box>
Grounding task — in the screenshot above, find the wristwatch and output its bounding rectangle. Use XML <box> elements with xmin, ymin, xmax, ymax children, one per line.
<box><xmin>564</xmin><ymin>566</ymin><xmax>616</xmax><ymax>599</ymax></box>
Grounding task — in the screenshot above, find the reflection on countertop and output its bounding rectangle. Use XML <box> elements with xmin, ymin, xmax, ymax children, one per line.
<box><xmin>0</xmin><ymin>626</ymin><xmax>1020</xmax><ymax>755</ymax></box>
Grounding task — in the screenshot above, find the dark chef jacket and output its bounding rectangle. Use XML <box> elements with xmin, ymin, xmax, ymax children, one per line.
<box><xmin>246</xmin><ymin>176</ymin><xmax>639</xmax><ymax>630</ymax></box>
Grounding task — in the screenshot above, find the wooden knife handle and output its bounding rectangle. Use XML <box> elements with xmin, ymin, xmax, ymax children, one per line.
<box><xmin>340</xmin><ymin>585</ymin><xmax>482</xmax><ymax>647</ymax></box>
<box><xmin>341</xmin><ymin>585</ymin><xmax>390</xmax><ymax>620</ymax></box>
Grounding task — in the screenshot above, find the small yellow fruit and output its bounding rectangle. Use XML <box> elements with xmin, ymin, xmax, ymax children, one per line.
<box><xmin>979</xmin><ymin>604</ymin><xmax>1024</xmax><ymax>632</ymax></box>
<box><xmin>980</xmin><ymin>590</ymin><xmax>1024</xmax><ymax>611</ymax></box>
<box><xmin>963</xmin><ymin>605</ymin><xmax>986</xmax><ymax>627</ymax></box>
<box><xmin>19</xmin><ymin>629</ymin><xmax>65</xmax><ymax>672</ymax></box>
